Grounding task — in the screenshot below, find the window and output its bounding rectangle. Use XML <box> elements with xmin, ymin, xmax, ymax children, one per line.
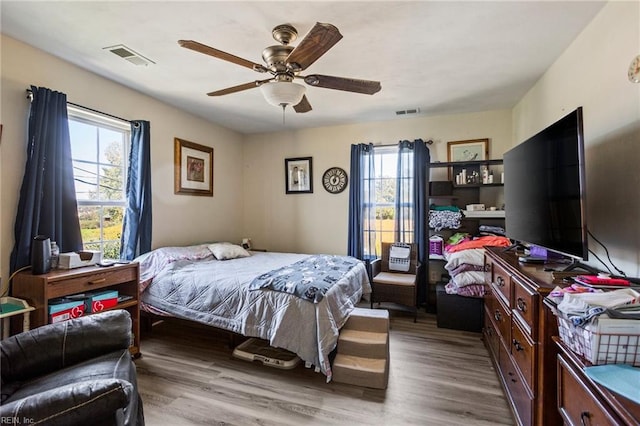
<box><xmin>362</xmin><ymin>146</ymin><xmax>415</xmax><ymax>258</ymax></box>
<box><xmin>68</xmin><ymin>106</ymin><xmax>129</xmax><ymax>260</ymax></box>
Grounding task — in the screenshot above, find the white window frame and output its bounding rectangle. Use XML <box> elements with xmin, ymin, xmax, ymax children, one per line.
<box><xmin>67</xmin><ymin>106</ymin><xmax>130</xmax><ymax>258</ymax></box>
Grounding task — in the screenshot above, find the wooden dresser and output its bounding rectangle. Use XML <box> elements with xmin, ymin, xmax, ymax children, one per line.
<box><xmin>483</xmin><ymin>247</ymin><xmax>562</xmax><ymax>426</ymax></box>
<box><xmin>555</xmin><ymin>337</ymin><xmax>640</xmax><ymax>425</ymax></box>
<box><xmin>12</xmin><ymin>263</ymin><xmax>141</xmax><ymax>357</ymax></box>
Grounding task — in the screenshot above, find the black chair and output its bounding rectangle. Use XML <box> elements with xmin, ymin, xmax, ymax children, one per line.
<box><xmin>1</xmin><ymin>310</ymin><xmax>144</xmax><ymax>425</ymax></box>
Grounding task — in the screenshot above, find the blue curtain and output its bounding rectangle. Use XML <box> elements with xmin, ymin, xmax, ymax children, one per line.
<box><xmin>395</xmin><ymin>140</ymin><xmax>415</xmax><ymax>242</ymax></box>
<box><xmin>395</xmin><ymin>139</ymin><xmax>430</xmax><ymax>304</ymax></box>
<box><xmin>347</xmin><ymin>143</ymin><xmax>376</xmax><ymax>260</ymax></box>
<box><xmin>413</xmin><ymin>139</ymin><xmax>430</xmax><ymax>304</ymax></box>
<box><xmin>10</xmin><ymin>86</ymin><xmax>83</xmax><ymax>273</ymax></box>
<box><xmin>120</xmin><ymin>120</ymin><xmax>152</xmax><ymax>260</ymax></box>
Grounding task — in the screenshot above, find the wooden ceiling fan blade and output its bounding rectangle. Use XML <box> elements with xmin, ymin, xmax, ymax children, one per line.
<box><xmin>293</xmin><ymin>95</ymin><xmax>312</xmax><ymax>113</ymax></box>
<box><xmin>207</xmin><ymin>79</ymin><xmax>272</xmax><ymax>96</ymax></box>
<box><xmin>303</xmin><ymin>74</ymin><xmax>381</xmax><ymax>95</ymax></box>
<box><xmin>285</xmin><ymin>22</ymin><xmax>343</xmax><ymax>71</ymax></box>
<box><xmin>178</xmin><ymin>40</ymin><xmax>268</xmax><ymax>73</ymax></box>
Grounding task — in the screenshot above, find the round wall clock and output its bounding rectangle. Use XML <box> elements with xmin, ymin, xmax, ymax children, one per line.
<box><xmin>322</xmin><ymin>167</ymin><xmax>348</xmax><ymax>194</ymax></box>
<box><xmin>628</xmin><ymin>54</ymin><xmax>640</xmax><ymax>83</ymax></box>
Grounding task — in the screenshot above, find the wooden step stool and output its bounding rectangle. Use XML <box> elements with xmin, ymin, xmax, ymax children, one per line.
<box><xmin>332</xmin><ymin>307</ymin><xmax>390</xmax><ymax>389</ymax></box>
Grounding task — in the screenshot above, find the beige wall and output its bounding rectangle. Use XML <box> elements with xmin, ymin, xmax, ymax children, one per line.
<box><xmin>242</xmin><ymin>109</ymin><xmax>512</xmax><ymax>254</ymax></box>
<box><xmin>0</xmin><ymin>35</ymin><xmax>245</xmax><ymax>288</ymax></box>
<box><xmin>513</xmin><ymin>1</ymin><xmax>640</xmax><ymax>276</ymax></box>
<box><xmin>2</xmin><ymin>0</ymin><xmax>637</xmax><ymax>287</ymax></box>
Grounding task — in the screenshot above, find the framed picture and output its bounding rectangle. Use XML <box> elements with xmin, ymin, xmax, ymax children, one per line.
<box><xmin>447</xmin><ymin>138</ymin><xmax>489</xmax><ymax>162</ymax></box>
<box><xmin>174</xmin><ymin>138</ymin><xmax>213</xmax><ymax>196</ymax></box>
<box><xmin>285</xmin><ymin>157</ymin><xmax>313</xmax><ymax>194</ymax></box>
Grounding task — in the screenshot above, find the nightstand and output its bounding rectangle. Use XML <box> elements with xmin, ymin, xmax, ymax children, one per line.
<box><xmin>12</xmin><ymin>263</ymin><xmax>141</xmax><ymax>357</ymax></box>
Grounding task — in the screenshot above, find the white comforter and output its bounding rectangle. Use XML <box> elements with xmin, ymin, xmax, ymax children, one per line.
<box><xmin>136</xmin><ymin>246</ymin><xmax>371</xmax><ymax>380</ymax></box>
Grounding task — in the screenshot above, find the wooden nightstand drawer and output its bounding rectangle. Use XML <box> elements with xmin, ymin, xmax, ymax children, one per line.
<box><xmin>46</xmin><ymin>267</ymin><xmax>137</xmax><ymax>298</ymax></box>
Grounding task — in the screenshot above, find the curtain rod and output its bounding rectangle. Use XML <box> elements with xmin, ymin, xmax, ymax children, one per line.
<box><xmin>26</xmin><ymin>88</ymin><xmax>135</xmax><ymax>125</ymax></box>
<box><xmin>373</xmin><ymin>139</ymin><xmax>434</xmax><ymax>148</ymax></box>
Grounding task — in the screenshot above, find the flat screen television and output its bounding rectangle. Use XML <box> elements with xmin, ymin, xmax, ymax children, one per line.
<box><xmin>504</xmin><ymin>107</ymin><xmax>588</xmax><ymax>263</ymax></box>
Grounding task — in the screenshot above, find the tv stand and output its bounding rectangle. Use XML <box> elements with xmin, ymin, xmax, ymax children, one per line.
<box><xmin>561</xmin><ymin>259</ymin><xmax>600</xmax><ymax>274</ymax></box>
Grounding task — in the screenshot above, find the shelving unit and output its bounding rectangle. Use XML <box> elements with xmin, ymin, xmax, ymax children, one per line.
<box><xmin>427</xmin><ymin>158</ymin><xmax>505</xmax><ymax>311</ymax></box>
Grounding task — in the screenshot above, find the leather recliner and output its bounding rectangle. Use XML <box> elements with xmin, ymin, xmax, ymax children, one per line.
<box><xmin>1</xmin><ymin>309</ymin><xmax>144</xmax><ymax>425</ymax></box>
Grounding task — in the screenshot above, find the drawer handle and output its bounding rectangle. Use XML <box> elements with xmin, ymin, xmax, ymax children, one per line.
<box><xmin>484</xmin><ymin>264</ymin><xmax>490</xmax><ymax>272</ymax></box>
<box><xmin>516</xmin><ymin>297</ymin><xmax>527</xmax><ymax>312</ymax></box>
<box><xmin>512</xmin><ymin>339</ymin><xmax>524</xmax><ymax>352</ymax></box>
<box><xmin>580</xmin><ymin>411</ymin><xmax>592</xmax><ymax>426</ymax></box>
<box><xmin>494</xmin><ymin>310</ymin><xmax>502</xmax><ymax>322</ymax></box>
<box><xmin>496</xmin><ymin>276</ymin><xmax>505</xmax><ymax>287</ymax></box>
<box><xmin>88</xmin><ymin>278</ymin><xmax>106</xmax><ymax>285</ymax></box>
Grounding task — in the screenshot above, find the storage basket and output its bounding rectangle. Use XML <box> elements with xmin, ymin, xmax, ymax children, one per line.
<box><xmin>557</xmin><ymin>311</ymin><xmax>640</xmax><ymax>366</ymax></box>
<box><xmin>429</xmin><ymin>235</ymin><xmax>444</xmax><ymax>259</ymax></box>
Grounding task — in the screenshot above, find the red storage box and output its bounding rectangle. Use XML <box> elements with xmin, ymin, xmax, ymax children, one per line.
<box><xmin>84</xmin><ymin>290</ymin><xmax>118</xmax><ymax>313</ymax></box>
<box><xmin>48</xmin><ymin>298</ymin><xmax>85</xmax><ymax>323</ymax></box>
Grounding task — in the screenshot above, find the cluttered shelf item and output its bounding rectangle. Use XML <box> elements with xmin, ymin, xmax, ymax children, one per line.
<box><xmin>548</xmin><ymin>284</ymin><xmax>640</xmax><ymax>367</ymax></box>
<box><xmin>546</xmin><ymin>276</ymin><xmax>640</xmax><ymax>425</ymax></box>
<box><xmin>435</xmin><ymin>234</ymin><xmax>511</xmax><ymax>333</ymax></box>
<box><xmin>135</xmin><ymin>243</ymin><xmax>370</xmax><ymax>381</ymax></box>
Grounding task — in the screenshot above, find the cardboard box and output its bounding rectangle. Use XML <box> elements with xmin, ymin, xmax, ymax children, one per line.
<box><xmin>84</xmin><ymin>290</ymin><xmax>118</xmax><ymax>313</ymax></box>
<box><xmin>465</xmin><ymin>203</ymin><xmax>486</xmax><ymax>211</ymax></box>
<box><xmin>48</xmin><ymin>298</ymin><xmax>85</xmax><ymax>323</ymax></box>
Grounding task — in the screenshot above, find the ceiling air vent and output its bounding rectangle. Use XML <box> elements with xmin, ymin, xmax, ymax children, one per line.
<box><xmin>104</xmin><ymin>44</ymin><xmax>155</xmax><ymax>66</ymax></box>
<box><xmin>395</xmin><ymin>108</ymin><xmax>421</xmax><ymax>116</ymax></box>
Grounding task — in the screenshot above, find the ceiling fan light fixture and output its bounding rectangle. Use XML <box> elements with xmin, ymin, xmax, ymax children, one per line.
<box><xmin>260</xmin><ymin>81</ymin><xmax>306</xmax><ymax>107</ymax></box>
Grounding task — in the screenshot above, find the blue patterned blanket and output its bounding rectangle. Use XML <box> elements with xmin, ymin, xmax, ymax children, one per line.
<box><xmin>248</xmin><ymin>255</ymin><xmax>361</xmax><ymax>303</ymax></box>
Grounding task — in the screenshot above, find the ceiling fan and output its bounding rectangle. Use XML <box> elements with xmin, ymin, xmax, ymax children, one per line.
<box><xmin>178</xmin><ymin>22</ymin><xmax>382</xmax><ymax>113</ymax></box>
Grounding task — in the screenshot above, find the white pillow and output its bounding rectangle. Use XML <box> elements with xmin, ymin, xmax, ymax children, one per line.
<box><xmin>207</xmin><ymin>243</ymin><xmax>251</xmax><ymax>260</ymax></box>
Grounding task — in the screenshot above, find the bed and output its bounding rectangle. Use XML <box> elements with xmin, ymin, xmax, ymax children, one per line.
<box><xmin>135</xmin><ymin>243</ymin><xmax>371</xmax><ymax>381</ymax></box>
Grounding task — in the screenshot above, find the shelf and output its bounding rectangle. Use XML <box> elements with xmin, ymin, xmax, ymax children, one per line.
<box><xmin>428</xmin><ymin>195</ymin><xmax>458</xmax><ymax>200</ymax></box>
<box><xmin>453</xmin><ymin>183</ymin><xmax>503</xmax><ymax>188</ymax></box>
<box><xmin>462</xmin><ymin>210</ymin><xmax>505</xmax><ymax>218</ymax></box>
<box><xmin>430</xmin><ymin>159</ymin><xmax>503</xmax><ymax>168</ymax></box>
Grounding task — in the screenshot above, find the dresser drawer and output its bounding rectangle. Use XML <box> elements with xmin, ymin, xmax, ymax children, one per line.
<box><xmin>557</xmin><ymin>354</ymin><xmax>622</xmax><ymax>426</ymax></box>
<box><xmin>46</xmin><ymin>266</ymin><xmax>137</xmax><ymax>298</ymax></box>
<box><xmin>499</xmin><ymin>343</ymin><xmax>533</xmax><ymax>426</ymax></box>
<box><xmin>484</xmin><ymin>255</ymin><xmax>492</xmax><ymax>289</ymax></box>
<box><xmin>512</xmin><ymin>276</ymin><xmax>537</xmax><ymax>338</ymax></box>
<box><xmin>490</xmin><ymin>260</ymin><xmax>511</xmax><ymax>307</ymax></box>
<box><xmin>486</xmin><ymin>288</ymin><xmax>511</xmax><ymax>345</ymax></box>
<box><xmin>511</xmin><ymin>319</ymin><xmax>536</xmax><ymax>393</ymax></box>
<box><xmin>483</xmin><ymin>306</ymin><xmax>501</xmax><ymax>359</ymax></box>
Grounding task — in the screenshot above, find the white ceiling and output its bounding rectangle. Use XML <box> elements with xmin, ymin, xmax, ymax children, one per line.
<box><xmin>1</xmin><ymin>1</ymin><xmax>606</xmax><ymax>134</ymax></box>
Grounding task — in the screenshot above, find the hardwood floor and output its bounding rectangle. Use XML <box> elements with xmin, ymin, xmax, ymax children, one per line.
<box><xmin>135</xmin><ymin>310</ymin><xmax>515</xmax><ymax>426</ymax></box>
